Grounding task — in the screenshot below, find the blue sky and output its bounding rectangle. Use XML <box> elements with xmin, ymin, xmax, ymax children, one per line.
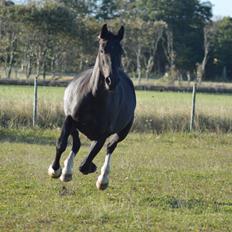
<box><xmin>13</xmin><ymin>0</ymin><xmax>232</xmax><ymax>17</ymax></box>
<box><xmin>210</xmin><ymin>0</ymin><xmax>232</xmax><ymax>17</ymax></box>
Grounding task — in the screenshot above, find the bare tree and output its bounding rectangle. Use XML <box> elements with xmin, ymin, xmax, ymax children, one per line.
<box><xmin>5</xmin><ymin>32</ymin><xmax>17</xmax><ymax>79</ymax></box>
<box><xmin>144</xmin><ymin>21</ymin><xmax>167</xmax><ymax>80</ymax></box>
<box><xmin>136</xmin><ymin>44</ymin><xmax>142</xmax><ymax>82</ymax></box>
<box><xmin>201</xmin><ymin>25</ymin><xmax>211</xmax><ymax>80</ymax></box>
<box><xmin>197</xmin><ymin>24</ymin><xmax>216</xmax><ymax>82</ymax></box>
<box><xmin>162</xmin><ymin>28</ymin><xmax>176</xmax><ymax>79</ymax></box>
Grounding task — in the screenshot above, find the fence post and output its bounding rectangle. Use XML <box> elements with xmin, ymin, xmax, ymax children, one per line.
<box><xmin>190</xmin><ymin>82</ymin><xmax>197</xmax><ymax>132</ymax></box>
<box><xmin>33</xmin><ymin>76</ymin><xmax>38</xmax><ymax>127</ymax></box>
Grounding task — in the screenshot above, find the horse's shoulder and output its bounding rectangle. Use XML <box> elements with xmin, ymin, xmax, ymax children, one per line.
<box><xmin>118</xmin><ymin>71</ymin><xmax>136</xmax><ymax>100</ymax></box>
<box><xmin>119</xmin><ymin>70</ymin><xmax>134</xmax><ymax>87</ymax></box>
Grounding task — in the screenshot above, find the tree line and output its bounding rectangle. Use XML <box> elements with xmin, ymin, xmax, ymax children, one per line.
<box><xmin>0</xmin><ymin>0</ymin><xmax>232</xmax><ymax>82</ymax></box>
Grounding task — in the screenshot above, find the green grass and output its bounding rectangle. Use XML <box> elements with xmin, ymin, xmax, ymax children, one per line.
<box><xmin>0</xmin><ymin>85</ymin><xmax>64</xmax><ymax>128</ymax></box>
<box><xmin>1</xmin><ymin>129</ymin><xmax>232</xmax><ymax>231</ymax></box>
<box><xmin>135</xmin><ymin>91</ymin><xmax>232</xmax><ymax>133</ymax></box>
<box><xmin>0</xmin><ymin>85</ymin><xmax>232</xmax><ymax>132</ymax></box>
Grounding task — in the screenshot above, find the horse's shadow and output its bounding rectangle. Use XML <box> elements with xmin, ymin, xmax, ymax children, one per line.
<box><xmin>0</xmin><ymin>128</ymin><xmax>90</xmax><ymax>146</ymax></box>
<box><xmin>0</xmin><ymin>129</ymin><xmax>56</xmax><ymax>145</ymax></box>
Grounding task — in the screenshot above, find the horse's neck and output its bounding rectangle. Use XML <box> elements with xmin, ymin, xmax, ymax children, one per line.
<box><xmin>90</xmin><ymin>55</ymin><xmax>104</xmax><ymax>96</ymax></box>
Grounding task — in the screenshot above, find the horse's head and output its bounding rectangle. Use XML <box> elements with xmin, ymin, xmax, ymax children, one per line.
<box><xmin>98</xmin><ymin>24</ymin><xmax>124</xmax><ymax>91</ymax></box>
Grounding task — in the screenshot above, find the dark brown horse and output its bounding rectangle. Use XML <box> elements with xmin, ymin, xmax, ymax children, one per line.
<box><xmin>48</xmin><ymin>24</ymin><xmax>136</xmax><ymax>190</ymax></box>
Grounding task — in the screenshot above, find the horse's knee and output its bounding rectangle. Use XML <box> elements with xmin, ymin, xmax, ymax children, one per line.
<box><xmin>56</xmin><ymin>141</ymin><xmax>67</xmax><ymax>154</ymax></box>
<box><xmin>70</xmin><ymin>129</ymin><xmax>81</xmax><ymax>154</ymax></box>
<box><xmin>56</xmin><ymin>116</ymin><xmax>75</xmax><ymax>153</ymax></box>
<box><xmin>107</xmin><ymin>143</ymin><xmax>117</xmax><ymax>154</ymax></box>
<box><xmin>106</xmin><ymin>134</ymin><xmax>119</xmax><ymax>154</ymax></box>
<box><xmin>72</xmin><ymin>137</ymin><xmax>81</xmax><ymax>154</ymax></box>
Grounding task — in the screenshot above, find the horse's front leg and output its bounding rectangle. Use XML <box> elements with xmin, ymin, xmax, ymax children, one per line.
<box><xmin>79</xmin><ymin>137</ymin><xmax>106</xmax><ymax>175</ymax></box>
<box><xmin>48</xmin><ymin>116</ymin><xmax>76</xmax><ymax>179</ymax></box>
<box><xmin>96</xmin><ymin>119</ymin><xmax>133</xmax><ymax>190</ymax></box>
<box><xmin>96</xmin><ymin>134</ymin><xmax>118</xmax><ymax>190</ymax></box>
<box><xmin>60</xmin><ymin>129</ymin><xmax>80</xmax><ymax>182</ymax></box>
<box><xmin>96</xmin><ymin>153</ymin><xmax>112</xmax><ymax>190</ymax></box>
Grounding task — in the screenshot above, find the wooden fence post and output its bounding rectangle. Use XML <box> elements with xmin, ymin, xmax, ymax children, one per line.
<box><xmin>33</xmin><ymin>76</ymin><xmax>38</xmax><ymax>127</ymax></box>
<box><xmin>190</xmin><ymin>82</ymin><xmax>197</xmax><ymax>131</ymax></box>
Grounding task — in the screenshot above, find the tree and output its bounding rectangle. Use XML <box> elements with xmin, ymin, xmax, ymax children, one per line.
<box><xmin>123</xmin><ymin>18</ymin><xmax>167</xmax><ymax>81</ymax></box>
<box><xmin>206</xmin><ymin>17</ymin><xmax>232</xmax><ymax>81</ymax></box>
<box><xmin>0</xmin><ymin>5</ymin><xmax>21</xmax><ymax>78</ymax></box>
<box><xmin>135</xmin><ymin>0</ymin><xmax>212</xmax><ymax>74</ymax></box>
<box><xmin>19</xmin><ymin>4</ymin><xmax>77</xmax><ymax>78</ymax></box>
<box><xmin>56</xmin><ymin>0</ymin><xmax>97</xmax><ymax>16</ymax></box>
<box><xmin>196</xmin><ymin>23</ymin><xmax>216</xmax><ymax>81</ymax></box>
<box><xmin>96</xmin><ymin>0</ymin><xmax>120</xmax><ymax>19</ymax></box>
<box><xmin>143</xmin><ymin>21</ymin><xmax>167</xmax><ymax>80</ymax></box>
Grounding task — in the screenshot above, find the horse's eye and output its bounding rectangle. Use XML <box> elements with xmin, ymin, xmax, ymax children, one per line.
<box><xmin>100</xmin><ymin>49</ymin><xmax>104</xmax><ymax>53</ymax></box>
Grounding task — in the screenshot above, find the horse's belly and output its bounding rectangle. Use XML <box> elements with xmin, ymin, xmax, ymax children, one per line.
<box><xmin>74</xmin><ymin>109</ymin><xmax>108</xmax><ymax>140</ymax></box>
<box><xmin>77</xmin><ymin>121</ymin><xmax>106</xmax><ymax>141</ymax></box>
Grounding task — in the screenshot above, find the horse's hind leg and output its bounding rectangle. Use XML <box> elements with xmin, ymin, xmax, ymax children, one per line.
<box><xmin>96</xmin><ymin>118</ymin><xmax>133</xmax><ymax>190</ymax></box>
<box><xmin>60</xmin><ymin>129</ymin><xmax>80</xmax><ymax>182</ymax></box>
<box><xmin>79</xmin><ymin>137</ymin><xmax>106</xmax><ymax>175</ymax></box>
<box><xmin>48</xmin><ymin>115</ymin><xmax>74</xmax><ymax>178</ymax></box>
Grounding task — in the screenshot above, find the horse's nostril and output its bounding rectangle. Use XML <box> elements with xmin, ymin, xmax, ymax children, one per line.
<box><xmin>106</xmin><ymin>77</ymin><xmax>111</xmax><ymax>86</ymax></box>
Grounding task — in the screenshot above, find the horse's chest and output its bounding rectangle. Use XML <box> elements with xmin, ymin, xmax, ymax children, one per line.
<box><xmin>74</xmin><ymin>102</ymin><xmax>108</xmax><ymax>139</ymax></box>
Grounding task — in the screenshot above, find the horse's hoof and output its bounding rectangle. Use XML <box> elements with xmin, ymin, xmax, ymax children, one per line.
<box><xmin>79</xmin><ymin>162</ymin><xmax>97</xmax><ymax>175</ymax></box>
<box><xmin>96</xmin><ymin>179</ymin><xmax>109</xmax><ymax>191</ymax></box>
<box><xmin>48</xmin><ymin>165</ymin><xmax>62</xmax><ymax>178</ymax></box>
<box><xmin>60</xmin><ymin>173</ymin><xmax>72</xmax><ymax>182</ymax></box>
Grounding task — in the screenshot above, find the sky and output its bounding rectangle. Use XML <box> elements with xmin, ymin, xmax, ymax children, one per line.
<box><xmin>12</xmin><ymin>0</ymin><xmax>232</xmax><ymax>17</ymax></box>
<box><xmin>210</xmin><ymin>0</ymin><xmax>232</xmax><ymax>17</ymax></box>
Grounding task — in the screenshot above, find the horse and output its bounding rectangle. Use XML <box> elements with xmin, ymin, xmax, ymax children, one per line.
<box><xmin>48</xmin><ymin>24</ymin><xmax>136</xmax><ymax>190</ymax></box>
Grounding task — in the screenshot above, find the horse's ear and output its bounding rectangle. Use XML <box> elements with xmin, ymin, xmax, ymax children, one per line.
<box><xmin>117</xmin><ymin>26</ymin><xmax>124</xmax><ymax>41</ymax></box>
<box><xmin>100</xmin><ymin>24</ymin><xmax>108</xmax><ymax>40</ymax></box>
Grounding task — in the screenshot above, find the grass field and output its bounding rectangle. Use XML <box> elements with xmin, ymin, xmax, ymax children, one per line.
<box><xmin>1</xmin><ymin>85</ymin><xmax>232</xmax><ymax>231</ymax></box>
<box><xmin>0</xmin><ymin>85</ymin><xmax>232</xmax><ymax>132</ymax></box>
<box><xmin>1</xmin><ymin>129</ymin><xmax>232</xmax><ymax>231</ymax></box>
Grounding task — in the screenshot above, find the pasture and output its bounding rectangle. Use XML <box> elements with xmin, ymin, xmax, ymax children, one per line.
<box><xmin>0</xmin><ymin>85</ymin><xmax>232</xmax><ymax>132</ymax></box>
<box><xmin>0</xmin><ymin>85</ymin><xmax>232</xmax><ymax>231</ymax></box>
<box><xmin>1</xmin><ymin>129</ymin><xmax>232</xmax><ymax>231</ymax></box>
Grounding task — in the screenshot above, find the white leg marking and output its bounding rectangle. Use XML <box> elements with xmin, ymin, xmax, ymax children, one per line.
<box><xmin>48</xmin><ymin>165</ymin><xmax>62</xmax><ymax>178</ymax></box>
<box><xmin>96</xmin><ymin>153</ymin><xmax>112</xmax><ymax>190</ymax></box>
<box><xmin>60</xmin><ymin>151</ymin><xmax>75</xmax><ymax>182</ymax></box>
